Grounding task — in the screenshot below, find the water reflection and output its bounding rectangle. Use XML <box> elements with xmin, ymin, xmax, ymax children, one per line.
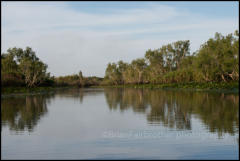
<box><xmin>1</xmin><ymin>88</ymin><xmax>104</xmax><ymax>133</ymax></box>
<box><xmin>1</xmin><ymin>94</ymin><xmax>52</xmax><ymax>132</ymax></box>
<box><xmin>104</xmin><ymin>88</ymin><xmax>239</xmax><ymax>136</ymax></box>
<box><xmin>54</xmin><ymin>88</ymin><xmax>104</xmax><ymax>103</ymax></box>
<box><xmin>1</xmin><ymin>88</ymin><xmax>239</xmax><ymax>138</ymax></box>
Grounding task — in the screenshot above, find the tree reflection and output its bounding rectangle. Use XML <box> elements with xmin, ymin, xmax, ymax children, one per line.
<box><xmin>55</xmin><ymin>88</ymin><xmax>103</xmax><ymax>103</ymax></box>
<box><xmin>104</xmin><ymin>88</ymin><xmax>239</xmax><ymax>136</ymax></box>
<box><xmin>1</xmin><ymin>88</ymin><xmax>103</xmax><ymax>133</ymax></box>
<box><xmin>1</xmin><ymin>88</ymin><xmax>238</xmax><ymax>137</ymax></box>
<box><xmin>1</xmin><ymin>94</ymin><xmax>53</xmax><ymax>132</ymax></box>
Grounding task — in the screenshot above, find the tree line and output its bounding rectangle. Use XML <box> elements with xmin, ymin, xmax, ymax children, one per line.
<box><xmin>1</xmin><ymin>47</ymin><xmax>102</xmax><ymax>87</ymax></box>
<box><xmin>103</xmin><ymin>31</ymin><xmax>239</xmax><ymax>85</ymax></box>
<box><xmin>54</xmin><ymin>73</ymin><xmax>103</xmax><ymax>87</ymax></box>
<box><xmin>1</xmin><ymin>31</ymin><xmax>239</xmax><ymax>88</ymax></box>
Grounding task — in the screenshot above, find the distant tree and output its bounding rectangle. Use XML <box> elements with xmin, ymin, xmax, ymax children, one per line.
<box><xmin>103</xmin><ymin>31</ymin><xmax>238</xmax><ymax>85</ymax></box>
<box><xmin>2</xmin><ymin>47</ymin><xmax>49</xmax><ymax>87</ymax></box>
<box><xmin>78</xmin><ymin>70</ymin><xmax>84</xmax><ymax>87</ymax></box>
<box><xmin>105</xmin><ymin>63</ymin><xmax>121</xmax><ymax>85</ymax></box>
<box><xmin>194</xmin><ymin>31</ymin><xmax>239</xmax><ymax>82</ymax></box>
<box><xmin>117</xmin><ymin>60</ymin><xmax>128</xmax><ymax>84</ymax></box>
<box><xmin>131</xmin><ymin>58</ymin><xmax>147</xmax><ymax>84</ymax></box>
<box><xmin>18</xmin><ymin>47</ymin><xmax>48</xmax><ymax>87</ymax></box>
<box><xmin>172</xmin><ymin>40</ymin><xmax>190</xmax><ymax>69</ymax></box>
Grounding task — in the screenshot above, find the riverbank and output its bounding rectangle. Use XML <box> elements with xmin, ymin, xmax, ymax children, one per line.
<box><xmin>1</xmin><ymin>86</ymin><xmax>76</xmax><ymax>96</ymax></box>
<box><xmin>1</xmin><ymin>82</ymin><xmax>239</xmax><ymax>96</ymax></box>
<box><xmin>94</xmin><ymin>82</ymin><xmax>239</xmax><ymax>93</ymax></box>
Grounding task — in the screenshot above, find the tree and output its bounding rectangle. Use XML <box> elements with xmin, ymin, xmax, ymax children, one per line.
<box><xmin>2</xmin><ymin>47</ymin><xmax>49</xmax><ymax>87</ymax></box>
<box><xmin>131</xmin><ymin>58</ymin><xmax>147</xmax><ymax>84</ymax></box>
<box><xmin>172</xmin><ymin>40</ymin><xmax>190</xmax><ymax>69</ymax></box>
<box><xmin>122</xmin><ymin>63</ymin><xmax>135</xmax><ymax>84</ymax></box>
<box><xmin>78</xmin><ymin>71</ymin><xmax>84</xmax><ymax>87</ymax></box>
<box><xmin>117</xmin><ymin>60</ymin><xmax>128</xmax><ymax>84</ymax></box>
<box><xmin>19</xmin><ymin>55</ymin><xmax>48</xmax><ymax>87</ymax></box>
<box><xmin>105</xmin><ymin>63</ymin><xmax>121</xmax><ymax>85</ymax></box>
<box><xmin>1</xmin><ymin>51</ymin><xmax>24</xmax><ymax>86</ymax></box>
<box><xmin>194</xmin><ymin>32</ymin><xmax>239</xmax><ymax>82</ymax></box>
<box><xmin>144</xmin><ymin>49</ymin><xmax>165</xmax><ymax>83</ymax></box>
<box><xmin>231</xmin><ymin>30</ymin><xmax>239</xmax><ymax>80</ymax></box>
<box><xmin>103</xmin><ymin>31</ymin><xmax>238</xmax><ymax>85</ymax></box>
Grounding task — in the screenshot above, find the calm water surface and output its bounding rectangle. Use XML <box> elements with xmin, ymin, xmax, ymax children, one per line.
<box><xmin>1</xmin><ymin>88</ymin><xmax>239</xmax><ymax>159</ymax></box>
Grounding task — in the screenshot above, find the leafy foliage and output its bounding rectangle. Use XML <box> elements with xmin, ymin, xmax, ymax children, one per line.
<box><xmin>1</xmin><ymin>47</ymin><xmax>50</xmax><ymax>87</ymax></box>
<box><xmin>1</xmin><ymin>31</ymin><xmax>238</xmax><ymax>88</ymax></box>
<box><xmin>103</xmin><ymin>31</ymin><xmax>239</xmax><ymax>85</ymax></box>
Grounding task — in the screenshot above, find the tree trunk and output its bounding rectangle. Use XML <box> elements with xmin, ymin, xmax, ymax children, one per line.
<box><xmin>229</xmin><ymin>73</ymin><xmax>234</xmax><ymax>80</ymax></box>
<box><xmin>221</xmin><ymin>74</ymin><xmax>226</xmax><ymax>82</ymax></box>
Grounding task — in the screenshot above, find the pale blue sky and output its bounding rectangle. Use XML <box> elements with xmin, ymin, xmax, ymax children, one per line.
<box><xmin>1</xmin><ymin>1</ymin><xmax>239</xmax><ymax>77</ymax></box>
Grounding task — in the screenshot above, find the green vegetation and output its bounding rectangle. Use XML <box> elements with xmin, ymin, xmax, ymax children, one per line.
<box><xmin>95</xmin><ymin>81</ymin><xmax>239</xmax><ymax>91</ymax></box>
<box><xmin>1</xmin><ymin>47</ymin><xmax>51</xmax><ymax>87</ymax></box>
<box><xmin>102</xmin><ymin>31</ymin><xmax>239</xmax><ymax>88</ymax></box>
<box><xmin>54</xmin><ymin>74</ymin><xmax>103</xmax><ymax>87</ymax></box>
<box><xmin>1</xmin><ymin>86</ymin><xmax>71</xmax><ymax>95</ymax></box>
<box><xmin>1</xmin><ymin>31</ymin><xmax>239</xmax><ymax>94</ymax></box>
<box><xmin>1</xmin><ymin>47</ymin><xmax>102</xmax><ymax>91</ymax></box>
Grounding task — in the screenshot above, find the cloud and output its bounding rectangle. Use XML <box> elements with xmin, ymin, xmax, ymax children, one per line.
<box><xmin>1</xmin><ymin>2</ymin><xmax>238</xmax><ymax>77</ymax></box>
<box><xmin>2</xmin><ymin>3</ymin><xmax>180</xmax><ymax>33</ymax></box>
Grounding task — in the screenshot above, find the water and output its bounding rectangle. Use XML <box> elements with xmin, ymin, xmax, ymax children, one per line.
<box><xmin>1</xmin><ymin>88</ymin><xmax>239</xmax><ymax>159</ymax></box>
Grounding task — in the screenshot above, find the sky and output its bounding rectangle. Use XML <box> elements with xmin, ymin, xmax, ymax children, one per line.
<box><xmin>1</xmin><ymin>1</ymin><xmax>239</xmax><ymax>77</ymax></box>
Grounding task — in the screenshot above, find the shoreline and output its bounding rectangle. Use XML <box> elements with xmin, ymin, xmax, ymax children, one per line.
<box><xmin>92</xmin><ymin>82</ymin><xmax>239</xmax><ymax>93</ymax></box>
<box><xmin>1</xmin><ymin>86</ymin><xmax>75</xmax><ymax>97</ymax></box>
<box><xmin>2</xmin><ymin>82</ymin><xmax>238</xmax><ymax>96</ymax></box>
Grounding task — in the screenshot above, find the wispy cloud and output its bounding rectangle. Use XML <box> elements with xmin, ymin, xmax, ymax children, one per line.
<box><xmin>1</xmin><ymin>2</ymin><xmax>238</xmax><ymax>77</ymax></box>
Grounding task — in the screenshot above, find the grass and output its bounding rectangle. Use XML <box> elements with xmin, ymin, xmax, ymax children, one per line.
<box><xmin>2</xmin><ymin>82</ymin><xmax>238</xmax><ymax>95</ymax></box>
<box><xmin>1</xmin><ymin>86</ymin><xmax>74</xmax><ymax>96</ymax></box>
<box><xmin>92</xmin><ymin>82</ymin><xmax>239</xmax><ymax>92</ymax></box>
